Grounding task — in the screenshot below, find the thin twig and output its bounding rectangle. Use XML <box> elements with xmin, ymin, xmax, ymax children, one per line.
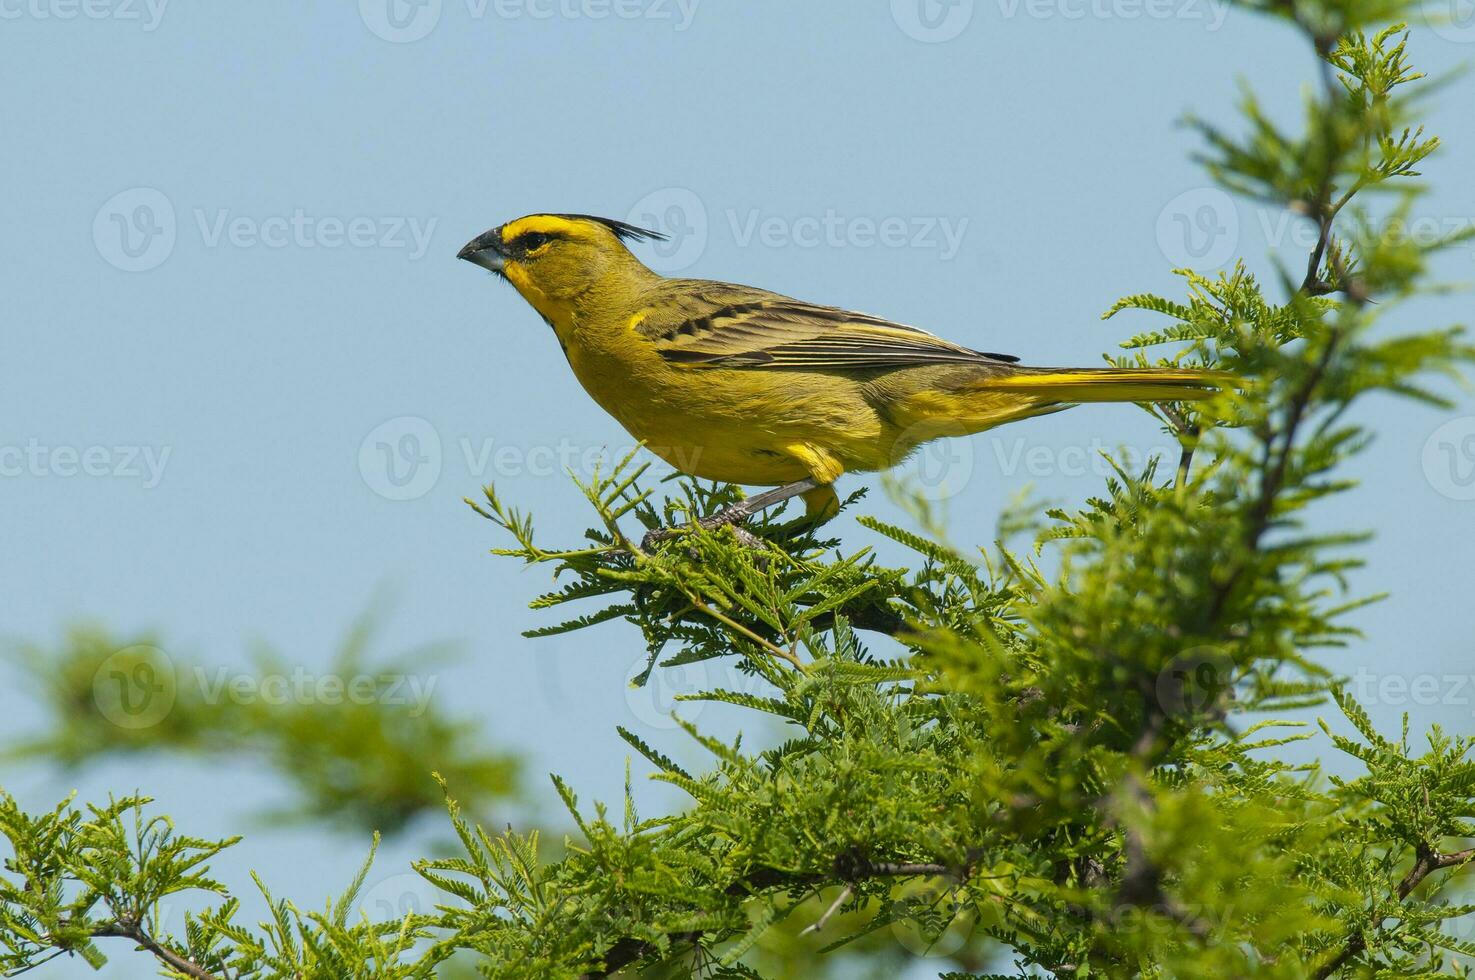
<box><xmin>1160</xmin><ymin>403</ymin><xmax>1201</xmax><ymax>488</ymax></box>
<box><xmin>686</xmin><ymin>595</ymin><xmax>804</xmax><ymax>669</ymax></box>
<box><xmin>800</xmin><ymin>885</ymin><xmax>853</xmax><ymax>937</ymax></box>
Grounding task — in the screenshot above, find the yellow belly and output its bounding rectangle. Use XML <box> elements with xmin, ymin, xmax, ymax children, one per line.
<box><xmin>564</xmin><ymin>342</ymin><xmax>887</xmax><ymax>487</ymax></box>
<box><xmin>635</xmin><ymin>423</ymin><xmax>814</xmax><ymax>485</ymax></box>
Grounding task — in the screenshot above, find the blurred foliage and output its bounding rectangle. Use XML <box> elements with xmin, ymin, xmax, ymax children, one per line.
<box><xmin>5</xmin><ymin>613</ymin><xmax>519</xmax><ymax>834</ymax></box>
<box><xmin>3</xmin><ymin>7</ymin><xmax>1475</xmax><ymax>980</ymax></box>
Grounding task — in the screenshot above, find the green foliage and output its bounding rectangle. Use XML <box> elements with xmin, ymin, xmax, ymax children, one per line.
<box><xmin>5</xmin><ymin>616</ymin><xmax>520</xmax><ymax>834</ymax></box>
<box><xmin>0</xmin><ymin>791</ymin><xmax>457</xmax><ymax>978</ymax></box>
<box><xmin>0</xmin><ymin>792</ymin><xmax>237</xmax><ymax>974</ymax></box>
<box><xmin>430</xmin><ymin>12</ymin><xmax>1475</xmax><ymax>978</ymax></box>
<box><xmin>3</xmin><ymin>6</ymin><xmax>1473</xmax><ymax>980</ymax></box>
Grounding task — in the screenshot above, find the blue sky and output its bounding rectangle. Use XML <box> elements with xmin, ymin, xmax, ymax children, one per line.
<box><xmin>3</xmin><ymin>2</ymin><xmax>1474</xmax><ymax>976</ymax></box>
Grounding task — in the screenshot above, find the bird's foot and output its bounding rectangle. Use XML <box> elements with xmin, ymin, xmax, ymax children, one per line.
<box><xmin>638</xmin><ymin>478</ymin><xmax>826</xmax><ymax>554</ymax></box>
<box><xmin>640</xmin><ymin>507</ymin><xmax>766</xmax><ymax>553</ymax></box>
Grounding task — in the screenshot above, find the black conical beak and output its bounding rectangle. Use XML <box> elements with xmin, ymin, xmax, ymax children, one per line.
<box><xmin>457</xmin><ymin>227</ymin><xmax>507</xmax><ymax>273</ymax></box>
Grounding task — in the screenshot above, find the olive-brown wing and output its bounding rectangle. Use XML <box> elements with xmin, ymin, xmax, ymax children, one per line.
<box><xmin>638</xmin><ymin>280</ymin><xmax>1018</xmax><ymax>371</ymax></box>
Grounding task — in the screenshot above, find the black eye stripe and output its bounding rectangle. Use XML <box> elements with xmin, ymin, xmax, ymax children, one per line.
<box><xmin>517</xmin><ymin>231</ymin><xmax>554</xmax><ymax>252</ymax></box>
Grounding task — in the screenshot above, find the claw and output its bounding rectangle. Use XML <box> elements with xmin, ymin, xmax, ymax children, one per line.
<box><xmin>641</xmin><ymin>521</ymin><xmax>767</xmax><ymax>553</ymax></box>
<box><xmin>639</xmin><ymin>478</ymin><xmax>829</xmax><ymax>554</ymax></box>
<box><xmin>728</xmin><ymin>526</ymin><xmax>766</xmax><ymax>551</ymax></box>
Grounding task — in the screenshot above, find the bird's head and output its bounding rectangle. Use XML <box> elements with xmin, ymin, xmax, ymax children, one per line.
<box><xmin>457</xmin><ymin>214</ymin><xmax>666</xmax><ymax>316</ymax></box>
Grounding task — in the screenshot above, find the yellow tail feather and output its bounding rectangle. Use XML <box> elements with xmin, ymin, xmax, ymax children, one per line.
<box><xmin>983</xmin><ymin>367</ymin><xmax>1232</xmax><ymax>405</ymax></box>
<box><xmin>886</xmin><ymin>366</ymin><xmax>1232</xmax><ymax>448</ymax></box>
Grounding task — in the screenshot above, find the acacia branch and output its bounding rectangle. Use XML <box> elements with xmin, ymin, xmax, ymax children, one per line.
<box><xmin>1312</xmin><ymin>846</ymin><xmax>1475</xmax><ymax>978</ymax></box>
<box><xmin>1202</xmin><ymin>25</ymin><xmax>1355</xmax><ymax>627</ymax></box>
<box><xmin>91</xmin><ymin>921</ymin><xmax>223</xmax><ymax>980</ymax></box>
<box><xmin>579</xmin><ymin>849</ymin><xmax>988</xmax><ymax>977</ymax></box>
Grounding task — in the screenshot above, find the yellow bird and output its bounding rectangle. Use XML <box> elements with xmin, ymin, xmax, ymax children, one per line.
<box><xmin>458</xmin><ymin>213</ymin><xmax>1223</xmax><ymax>533</ymax></box>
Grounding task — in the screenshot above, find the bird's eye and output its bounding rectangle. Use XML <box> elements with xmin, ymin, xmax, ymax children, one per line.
<box><xmin>520</xmin><ymin>232</ymin><xmax>551</xmax><ymax>252</ymax></box>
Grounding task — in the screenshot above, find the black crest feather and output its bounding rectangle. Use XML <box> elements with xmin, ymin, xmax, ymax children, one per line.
<box><xmin>552</xmin><ymin>213</ymin><xmax>669</xmax><ymax>243</ymax></box>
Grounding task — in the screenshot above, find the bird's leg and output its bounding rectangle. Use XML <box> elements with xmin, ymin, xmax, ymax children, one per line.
<box><xmin>641</xmin><ymin>478</ymin><xmax>822</xmax><ymax>551</ymax></box>
<box><xmin>700</xmin><ymin>478</ymin><xmax>823</xmax><ymax>528</ymax></box>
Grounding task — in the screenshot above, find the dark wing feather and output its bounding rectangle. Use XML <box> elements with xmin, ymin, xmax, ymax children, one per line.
<box><xmin>640</xmin><ymin>281</ymin><xmax>1018</xmax><ymax>371</ymax></box>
